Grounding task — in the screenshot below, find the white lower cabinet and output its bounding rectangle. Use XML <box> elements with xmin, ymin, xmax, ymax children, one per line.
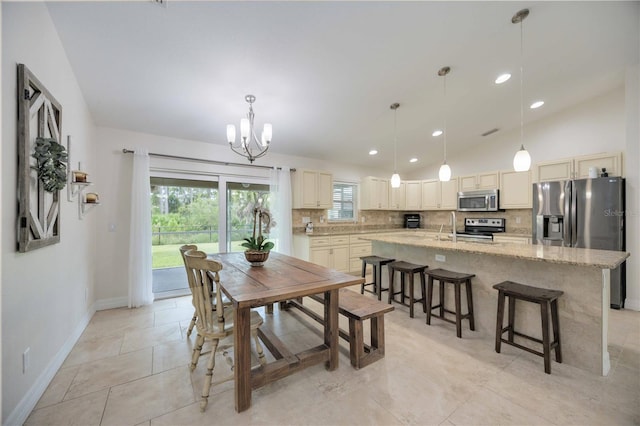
<box><xmin>294</xmin><ymin>235</ymin><xmax>350</xmax><ymax>272</ymax></box>
<box><xmin>349</xmin><ymin>234</ymin><xmax>373</xmax><ymax>273</ymax></box>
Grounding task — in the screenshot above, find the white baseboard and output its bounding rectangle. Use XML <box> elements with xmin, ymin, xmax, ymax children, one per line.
<box><xmin>624</xmin><ymin>297</ymin><xmax>640</xmax><ymax>311</ymax></box>
<box><xmin>95</xmin><ymin>296</ymin><xmax>128</xmax><ymax>311</ymax></box>
<box><xmin>4</xmin><ymin>304</ymin><xmax>96</xmax><ymax>426</ymax></box>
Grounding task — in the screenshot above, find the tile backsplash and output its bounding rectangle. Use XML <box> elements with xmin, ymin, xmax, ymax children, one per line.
<box><xmin>292</xmin><ymin>208</ymin><xmax>532</xmax><ymax>235</ymax></box>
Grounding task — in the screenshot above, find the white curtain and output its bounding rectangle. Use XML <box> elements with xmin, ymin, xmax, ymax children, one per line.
<box><xmin>128</xmin><ymin>148</ymin><xmax>154</xmax><ymax>308</ymax></box>
<box><xmin>270</xmin><ymin>166</ymin><xmax>293</xmax><ymax>255</ymax></box>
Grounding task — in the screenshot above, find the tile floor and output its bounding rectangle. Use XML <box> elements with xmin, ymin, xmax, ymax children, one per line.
<box><xmin>27</xmin><ymin>290</ymin><xmax>640</xmax><ymax>425</ymax></box>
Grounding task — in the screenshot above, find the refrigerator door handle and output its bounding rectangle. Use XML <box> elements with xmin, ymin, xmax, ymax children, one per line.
<box><xmin>569</xmin><ymin>180</ymin><xmax>577</xmax><ymax>247</ymax></box>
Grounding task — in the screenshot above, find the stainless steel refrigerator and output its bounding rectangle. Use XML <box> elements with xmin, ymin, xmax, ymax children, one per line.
<box><xmin>532</xmin><ymin>177</ymin><xmax>626</xmax><ymax>308</ymax></box>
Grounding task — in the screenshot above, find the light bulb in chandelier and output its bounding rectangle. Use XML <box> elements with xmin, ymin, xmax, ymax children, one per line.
<box><xmin>513</xmin><ymin>145</ymin><xmax>531</xmax><ymax>172</ymax></box>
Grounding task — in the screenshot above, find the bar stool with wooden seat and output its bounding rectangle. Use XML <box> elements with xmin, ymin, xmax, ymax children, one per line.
<box><xmin>360</xmin><ymin>255</ymin><xmax>395</xmax><ymax>301</ymax></box>
<box><xmin>387</xmin><ymin>261</ymin><xmax>428</xmax><ymax>317</ymax></box>
<box><xmin>493</xmin><ymin>281</ymin><xmax>563</xmax><ymax>374</ymax></box>
<box><xmin>425</xmin><ymin>268</ymin><xmax>476</xmax><ymax>338</ymax></box>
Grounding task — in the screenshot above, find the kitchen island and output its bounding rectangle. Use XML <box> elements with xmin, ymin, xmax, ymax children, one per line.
<box><xmin>363</xmin><ymin>232</ymin><xmax>629</xmax><ymax>376</ymax></box>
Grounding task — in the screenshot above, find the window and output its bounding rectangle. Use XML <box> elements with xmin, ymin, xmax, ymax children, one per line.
<box><xmin>328</xmin><ymin>182</ymin><xmax>357</xmax><ymax>221</ymax></box>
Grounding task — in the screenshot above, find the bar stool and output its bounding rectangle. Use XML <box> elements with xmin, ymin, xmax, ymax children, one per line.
<box><xmin>493</xmin><ymin>281</ymin><xmax>563</xmax><ymax>374</ymax></box>
<box><xmin>387</xmin><ymin>261</ymin><xmax>428</xmax><ymax>318</ymax></box>
<box><xmin>360</xmin><ymin>256</ymin><xmax>395</xmax><ymax>301</ymax></box>
<box><xmin>425</xmin><ymin>268</ymin><xmax>476</xmax><ymax>338</ymax></box>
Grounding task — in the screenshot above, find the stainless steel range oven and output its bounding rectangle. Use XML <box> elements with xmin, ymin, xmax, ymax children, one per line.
<box><xmin>456</xmin><ymin>218</ymin><xmax>505</xmax><ymax>241</ymax></box>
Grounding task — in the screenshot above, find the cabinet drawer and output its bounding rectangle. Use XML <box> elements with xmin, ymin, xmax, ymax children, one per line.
<box><xmin>330</xmin><ymin>236</ymin><xmax>350</xmax><ymax>245</ymax></box>
<box><xmin>349</xmin><ymin>234</ymin><xmax>372</xmax><ymax>244</ymax></box>
<box><xmin>350</xmin><ymin>244</ymin><xmax>372</xmax><ymax>258</ymax></box>
<box><xmin>309</xmin><ymin>237</ymin><xmax>331</xmax><ymax>247</ymax></box>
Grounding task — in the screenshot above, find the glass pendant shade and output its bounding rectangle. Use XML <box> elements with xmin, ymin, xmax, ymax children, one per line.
<box><xmin>240</xmin><ymin>118</ymin><xmax>250</xmax><ymax>139</ymax></box>
<box><xmin>438</xmin><ymin>163</ymin><xmax>451</xmax><ymax>182</ymax></box>
<box><xmin>263</xmin><ymin>123</ymin><xmax>272</xmax><ymax>142</ymax></box>
<box><xmin>226</xmin><ymin>124</ymin><xmax>236</xmax><ymax>143</ymax></box>
<box><xmin>390</xmin><ymin>173</ymin><xmax>401</xmax><ymax>188</ymax></box>
<box><xmin>513</xmin><ymin>145</ymin><xmax>531</xmax><ymax>171</ymax></box>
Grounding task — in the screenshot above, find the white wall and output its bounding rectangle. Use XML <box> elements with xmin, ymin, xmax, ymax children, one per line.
<box><xmin>410</xmin><ymin>87</ymin><xmax>626</xmax><ymax>179</ymax></box>
<box><xmin>1</xmin><ymin>3</ymin><xmax>97</xmax><ymax>424</ymax></box>
<box><xmin>93</xmin><ymin>126</ymin><xmax>383</xmax><ymax>305</ymax></box>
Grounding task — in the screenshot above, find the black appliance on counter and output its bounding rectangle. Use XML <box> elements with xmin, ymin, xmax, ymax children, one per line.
<box><xmin>404</xmin><ymin>214</ymin><xmax>421</xmax><ymax>229</ymax></box>
<box><xmin>456</xmin><ymin>218</ymin><xmax>505</xmax><ymax>241</ymax></box>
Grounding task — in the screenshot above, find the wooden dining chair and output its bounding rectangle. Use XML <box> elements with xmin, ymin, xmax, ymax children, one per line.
<box><xmin>183</xmin><ymin>250</ymin><xmax>266</xmax><ymax>411</ymax></box>
<box><xmin>179</xmin><ymin>244</ymin><xmax>232</xmax><ymax>336</ymax></box>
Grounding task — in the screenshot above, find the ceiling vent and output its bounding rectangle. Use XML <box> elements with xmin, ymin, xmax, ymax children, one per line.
<box><xmin>481</xmin><ymin>128</ymin><xmax>499</xmax><ymax>137</ymax></box>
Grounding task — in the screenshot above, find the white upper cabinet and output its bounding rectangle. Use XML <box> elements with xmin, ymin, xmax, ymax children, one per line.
<box><xmin>292</xmin><ymin>169</ymin><xmax>333</xmax><ymax>209</ymax></box>
<box><xmin>360</xmin><ymin>176</ymin><xmax>390</xmax><ymax>210</ymax></box>
<box><xmin>499</xmin><ymin>170</ymin><xmax>532</xmax><ymax>209</ymax></box>
<box><xmin>459</xmin><ymin>172</ymin><xmax>499</xmax><ymax>191</ymax></box>
<box><xmin>534</xmin><ymin>152</ymin><xmax>623</xmax><ymax>182</ymax></box>
<box><xmin>421</xmin><ymin>178</ymin><xmax>458</xmax><ymax>210</ymax></box>
<box><xmin>405</xmin><ymin>180</ymin><xmax>422</xmax><ymax>210</ymax></box>
<box><xmin>389</xmin><ymin>181</ymin><xmax>406</xmax><ymax>210</ymax></box>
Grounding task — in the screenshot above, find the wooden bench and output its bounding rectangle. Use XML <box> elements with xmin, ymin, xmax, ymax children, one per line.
<box><xmin>287</xmin><ymin>288</ymin><xmax>394</xmax><ymax>369</ymax></box>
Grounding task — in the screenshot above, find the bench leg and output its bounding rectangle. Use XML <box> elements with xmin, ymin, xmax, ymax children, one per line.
<box><xmin>454</xmin><ymin>282</ymin><xmax>462</xmax><ymax>338</ymax></box>
<box><xmin>439</xmin><ymin>280</ymin><xmax>445</xmax><ymax>318</ymax></box>
<box><xmin>507</xmin><ymin>296</ymin><xmax>516</xmax><ymax>343</ymax></box>
<box><xmin>541</xmin><ymin>301</ymin><xmax>551</xmax><ymax>374</ymax></box>
<box><xmin>360</xmin><ymin>261</ymin><xmax>367</xmax><ymax>294</ymax></box>
<box><xmin>495</xmin><ymin>290</ymin><xmax>505</xmax><ymax>353</ymax></box>
<box><xmin>420</xmin><ymin>272</ymin><xmax>427</xmax><ymax>314</ymax></box>
<box><xmin>409</xmin><ymin>272</ymin><xmax>415</xmax><ymax>318</ymax></box>
<box><xmin>388</xmin><ymin>267</ymin><xmax>395</xmax><ymax>304</ymax></box>
<box><xmin>551</xmin><ymin>299</ymin><xmax>562</xmax><ymax>363</ymax></box>
<box><xmin>426</xmin><ymin>276</ymin><xmax>434</xmax><ymax>325</ymax></box>
<box><xmin>349</xmin><ymin>318</ymin><xmax>364</xmax><ymax>369</ymax></box>
<box><xmin>265</xmin><ymin>303</ymin><xmax>274</xmax><ymax>315</ymax></box>
<box><xmin>465</xmin><ymin>279</ymin><xmax>475</xmax><ymax>331</ymax></box>
<box><xmin>371</xmin><ymin>315</ymin><xmax>384</xmax><ymax>356</ymax></box>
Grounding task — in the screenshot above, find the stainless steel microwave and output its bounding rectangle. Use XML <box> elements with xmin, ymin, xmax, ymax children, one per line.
<box><xmin>457</xmin><ymin>189</ymin><xmax>500</xmax><ymax>212</ymax></box>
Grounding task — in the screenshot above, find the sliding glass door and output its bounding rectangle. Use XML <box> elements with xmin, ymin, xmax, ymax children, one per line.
<box><xmin>225</xmin><ymin>181</ymin><xmax>271</xmax><ymax>252</ymax></box>
<box><xmin>150</xmin><ymin>177</ymin><xmax>219</xmax><ymax>297</ymax></box>
<box><xmin>149</xmin><ymin>175</ymin><xmax>271</xmax><ymax>297</ymax></box>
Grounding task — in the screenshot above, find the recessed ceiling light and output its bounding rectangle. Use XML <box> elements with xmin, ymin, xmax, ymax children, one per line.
<box><xmin>495</xmin><ymin>73</ymin><xmax>511</xmax><ymax>84</ymax></box>
<box><xmin>369</xmin><ymin>149</ymin><xmax>378</xmax><ymax>155</ymax></box>
<box><xmin>530</xmin><ymin>100</ymin><xmax>544</xmax><ymax>109</ymax></box>
<box><xmin>432</xmin><ymin>130</ymin><xmax>443</xmax><ymax>137</ymax></box>
<box><xmin>409</xmin><ymin>158</ymin><xmax>418</xmax><ymax>163</ymax></box>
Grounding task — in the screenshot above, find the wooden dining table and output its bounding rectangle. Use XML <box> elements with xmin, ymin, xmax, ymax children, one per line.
<box><xmin>210</xmin><ymin>252</ymin><xmax>365</xmax><ymax>412</ymax></box>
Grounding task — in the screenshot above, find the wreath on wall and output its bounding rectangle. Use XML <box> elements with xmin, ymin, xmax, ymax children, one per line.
<box><xmin>32</xmin><ymin>137</ymin><xmax>68</xmax><ymax>192</ymax></box>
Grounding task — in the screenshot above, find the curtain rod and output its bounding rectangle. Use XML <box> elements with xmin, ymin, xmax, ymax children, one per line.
<box><xmin>122</xmin><ymin>149</ymin><xmax>295</xmax><ymax>171</ymax></box>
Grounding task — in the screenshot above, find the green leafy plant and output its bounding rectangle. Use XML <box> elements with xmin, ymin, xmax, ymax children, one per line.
<box><xmin>32</xmin><ymin>137</ymin><xmax>68</xmax><ymax>192</ymax></box>
<box><xmin>241</xmin><ymin>235</ymin><xmax>274</xmax><ymax>252</ymax></box>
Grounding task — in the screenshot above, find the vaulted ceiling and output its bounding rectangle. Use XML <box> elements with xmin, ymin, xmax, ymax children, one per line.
<box><xmin>46</xmin><ymin>1</ymin><xmax>639</xmax><ymax>173</ymax></box>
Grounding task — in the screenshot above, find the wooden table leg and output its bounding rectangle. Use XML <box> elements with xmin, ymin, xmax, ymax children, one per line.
<box><xmin>324</xmin><ymin>289</ymin><xmax>339</xmax><ymax>370</ymax></box>
<box><xmin>234</xmin><ymin>306</ymin><xmax>252</xmax><ymax>412</ymax></box>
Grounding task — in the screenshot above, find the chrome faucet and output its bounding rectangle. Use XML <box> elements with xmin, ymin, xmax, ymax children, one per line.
<box><xmin>451</xmin><ymin>211</ymin><xmax>457</xmax><ymax>243</ymax></box>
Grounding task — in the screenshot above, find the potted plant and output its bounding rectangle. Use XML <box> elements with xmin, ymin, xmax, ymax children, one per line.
<box><xmin>242</xmin><ymin>202</ymin><xmax>274</xmax><ymax>266</ymax></box>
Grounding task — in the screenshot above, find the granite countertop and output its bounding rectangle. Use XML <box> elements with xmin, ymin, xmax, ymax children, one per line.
<box><xmin>362</xmin><ymin>232</ymin><xmax>629</xmax><ymax>269</ymax></box>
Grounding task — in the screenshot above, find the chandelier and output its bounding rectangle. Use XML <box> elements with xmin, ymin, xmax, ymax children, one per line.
<box><xmin>227</xmin><ymin>94</ymin><xmax>272</xmax><ymax>163</ymax></box>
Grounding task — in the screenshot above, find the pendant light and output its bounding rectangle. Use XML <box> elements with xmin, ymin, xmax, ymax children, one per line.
<box><xmin>438</xmin><ymin>66</ymin><xmax>452</xmax><ymax>182</ymax></box>
<box><xmin>512</xmin><ymin>8</ymin><xmax>532</xmax><ymax>172</ymax></box>
<box><xmin>390</xmin><ymin>102</ymin><xmax>401</xmax><ymax>188</ymax></box>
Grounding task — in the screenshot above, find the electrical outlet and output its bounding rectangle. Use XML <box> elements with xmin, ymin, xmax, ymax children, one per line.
<box><xmin>361</xmin><ymin>216</ymin><xmax>366</xmax><ymax>223</ymax></box>
<box><xmin>23</xmin><ymin>347</ymin><xmax>30</xmax><ymax>373</ymax></box>
<box><xmin>516</xmin><ymin>216</ymin><xmax>521</xmax><ymax>224</ymax></box>
<box><xmin>435</xmin><ymin>254</ymin><xmax>446</xmax><ymax>262</ymax></box>
<box><xmin>302</xmin><ymin>216</ymin><xmax>311</xmax><ymax>224</ymax></box>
